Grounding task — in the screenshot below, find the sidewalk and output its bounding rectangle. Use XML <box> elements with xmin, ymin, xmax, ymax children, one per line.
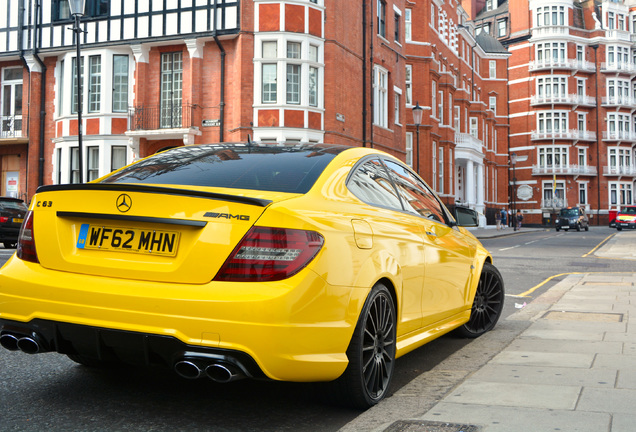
<box><xmin>342</xmin><ymin>233</ymin><xmax>636</xmax><ymax>432</ymax></box>
<box><xmin>467</xmin><ymin>225</ymin><xmax>547</xmax><ymax>239</ymax></box>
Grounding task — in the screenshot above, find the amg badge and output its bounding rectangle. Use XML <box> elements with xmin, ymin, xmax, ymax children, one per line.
<box><xmin>204</xmin><ymin>212</ymin><xmax>250</xmax><ymax>221</ymax></box>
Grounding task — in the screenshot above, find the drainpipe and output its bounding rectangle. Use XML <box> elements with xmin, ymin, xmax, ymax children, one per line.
<box><xmin>362</xmin><ymin>0</ymin><xmax>367</xmax><ymax>147</ymax></box>
<box><xmin>369</xmin><ymin>0</ymin><xmax>374</xmax><ymax>148</ymax></box>
<box><xmin>214</xmin><ymin>35</ymin><xmax>226</xmax><ymax>143</ymax></box>
<box><xmin>33</xmin><ymin>0</ymin><xmax>47</xmax><ymax>188</ymax></box>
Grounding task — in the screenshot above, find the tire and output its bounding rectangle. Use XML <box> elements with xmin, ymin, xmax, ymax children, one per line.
<box><xmin>456</xmin><ymin>262</ymin><xmax>504</xmax><ymax>338</ymax></box>
<box><xmin>334</xmin><ymin>283</ymin><xmax>396</xmax><ymax>409</ymax></box>
<box><xmin>585</xmin><ymin>225</ymin><xmax>589</xmax><ymax>232</ymax></box>
<box><xmin>555</xmin><ymin>227</ymin><xmax>560</xmax><ymax>232</ymax></box>
<box><xmin>617</xmin><ymin>226</ymin><xmax>623</xmax><ymax>231</ymax></box>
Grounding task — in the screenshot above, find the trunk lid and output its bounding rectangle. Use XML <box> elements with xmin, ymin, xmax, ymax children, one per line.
<box><xmin>30</xmin><ymin>184</ymin><xmax>294</xmax><ymax>284</ymax></box>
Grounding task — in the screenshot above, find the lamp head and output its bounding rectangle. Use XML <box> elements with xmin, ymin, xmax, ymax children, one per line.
<box><xmin>69</xmin><ymin>0</ymin><xmax>86</xmax><ymax>17</ymax></box>
<box><xmin>412</xmin><ymin>102</ymin><xmax>424</xmax><ymax>126</ymax></box>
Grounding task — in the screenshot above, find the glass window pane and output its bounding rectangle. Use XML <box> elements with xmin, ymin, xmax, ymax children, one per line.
<box><xmin>347</xmin><ymin>159</ymin><xmax>402</xmax><ymax>209</ymax></box>
<box><xmin>262</xmin><ymin>64</ymin><xmax>277</xmax><ymax>103</ymax></box>
<box><xmin>112</xmin><ymin>55</ymin><xmax>129</xmax><ymax>113</ymax></box>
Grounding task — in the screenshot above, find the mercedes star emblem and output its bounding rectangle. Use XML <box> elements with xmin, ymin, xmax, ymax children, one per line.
<box><xmin>116</xmin><ymin>194</ymin><xmax>132</xmax><ymax>213</ymax></box>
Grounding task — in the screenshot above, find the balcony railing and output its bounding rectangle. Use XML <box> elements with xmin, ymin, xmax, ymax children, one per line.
<box><xmin>602</xmin><ymin>95</ymin><xmax>636</xmax><ymax>107</ymax></box>
<box><xmin>1</xmin><ymin>115</ymin><xmax>26</xmax><ymax>139</ymax></box>
<box><xmin>128</xmin><ymin>104</ymin><xmax>195</xmax><ymax>131</ymax></box>
<box><xmin>531</xmin><ymin>94</ymin><xmax>595</xmax><ymax>106</ymax></box>
<box><xmin>542</xmin><ymin>198</ymin><xmax>567</xmax><ymax>209</ymax></box>
<box><xmin>602</xmin><ymin>130</ymin><xmax>636</xmax><ymax>141</ymax></box>
<box><xmin>531</xmin><ymin>26</ymin><xmax>569</xmax><ymax>37</ymax></box>
<box><xmin>454</xmin><ymin>132</ymin><xmax>483</xmax><ymax>154</ymax></box>
<box><xmin>531</xmin><ymin>129</ymin><xmax>596</xmax><ymax>141</ymax></box>
<box><xmin>601</xmin><ymin>62</ymin><xmax>636</xmax><ymax>74</ymax></box>
<box><xmin>529</xmin><ymin>59</ymin><xmax>595</xmax><ymax>72</ymax></box>
<box><xmin>605</xmin><ymin>29</ymin><xmax>631</xmax><ymax>42</ymax></box>
<box><xmin>603</xmin><ymin>165</ymin><xmax>636</xmax><ymax>176</ymax></box>
<box><xmin>532</xmin><ymin>165</ymin><xmax>598</xmax><ymax>176</ymax></box>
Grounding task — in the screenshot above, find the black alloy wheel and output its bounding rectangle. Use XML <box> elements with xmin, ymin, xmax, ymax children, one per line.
<box><xmin>334</xmin><ymin>283</ymin><xmax>396</xmax><ymax>409</ymax></box>
<box><xmin>457</xmin><ymin>262</ymin><xmax>504</xmax><ymax>338</ymax></box>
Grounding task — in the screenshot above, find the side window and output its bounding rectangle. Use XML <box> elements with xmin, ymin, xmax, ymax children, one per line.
<box><xmin>383</xmin><ymin>159</ymin><xmax>447</xmax><ymax>223</ymax></box>
<box><xmin>347</xmin><ymin>158</ymin><xmax>403</xmax><ymax>210</ymax></box>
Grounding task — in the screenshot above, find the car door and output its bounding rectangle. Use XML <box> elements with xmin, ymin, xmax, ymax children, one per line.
<box><xmin>382</xmin><ymin>159</ymin><xmax>477</xmax><ymax>326</ymax></box>
<box><xmin>346</xmin><ymin>157</ymin><xmax>425</xmax><ymax>336</ymax></box>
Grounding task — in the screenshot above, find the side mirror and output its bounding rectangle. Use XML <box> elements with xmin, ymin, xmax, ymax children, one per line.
<box><xmin>454</xmin><ymin>206</ymin><xmax>479</xmax><ymax>227</ymax></box>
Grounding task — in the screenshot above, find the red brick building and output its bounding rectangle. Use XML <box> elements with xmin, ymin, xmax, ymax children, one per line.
<box><xmin>497</xmin><ymin>0</ymin><xmax>636</xmax><ymax>225</ymax></box>
<box><xmin>0</xmin><ymin>0</ymin><xmax>509</xmax><ymax>219</ymax></box>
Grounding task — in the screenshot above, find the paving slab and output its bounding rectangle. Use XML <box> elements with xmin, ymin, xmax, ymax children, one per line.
<box><xmin>520</xmin><ymin>327</ymin><xmax>605</xmax><ymax>341</ymax></box>
<box><xmin>593</xmin><ymin>353</ymin><xmax>636</xmax><ymax>369</ymax></box>
<box><xmin>617</xmin><ymin>369</ymin><xmax>636</xmax><ymax>389</ymax></box>
<box><xmin>612</xmin><ymin>413</ymin><xmax>636</xmax><ymax>432</ymax></box>
<box><xmin>524</xmin><ymin>319</ymin><xmax>627</xmax><ymax>335</ymax></box>
<box><xmin>443</xmin><ymin>381</ymin><xmax>580</xmax><ymax>410</ymax></box>
<box><xmin>490</xmin><ymin>350</ymin><xmax>594</xmax><ymax>368</ymax></box>
<box><xmin>576</xmin><ymin>387</ymin><xmax>636</xmax><ymax>414</ymax></box>
<box><xmin>506</xmin><ymin>338</ymin><xmax>622</xmax><ymax>354</ymax></box>
<box><xmin>421</xmin><ymin>404</ymin><xmax>610</xmax><ymax>432</ymax></box>
<box><xmin>470</xmin><ymin>364</ymin><xmax>616</xmax><ymax>388</ymax></box>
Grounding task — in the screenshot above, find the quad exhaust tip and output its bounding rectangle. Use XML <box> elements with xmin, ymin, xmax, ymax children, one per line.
<box><xmin>174</xmin><ymin>358</ymin><xmax>245</xmax><ymax>383</ymax></box>
<box><xmin>0</xmin><ymin>333</ymin><xmax>44</xmax><ymax>354</ymax></box>
<box><xmin>0</xmin><ymin>333</ymin><xmax>19</xmax><ymax>351</ymax></box>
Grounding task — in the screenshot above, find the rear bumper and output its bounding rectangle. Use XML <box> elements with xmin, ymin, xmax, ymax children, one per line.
<box><xmin>0</xmin><ymin>318</ymin><xmax>267</xmax><ymax>379</ymax></box>
<box><xmin>0</xmin><ymin>256</ymin><xmax>366</xmax><ymax>382</ymax></box>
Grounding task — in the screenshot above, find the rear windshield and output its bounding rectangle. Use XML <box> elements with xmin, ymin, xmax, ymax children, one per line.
<box><xmin>0</xmin><ymin>200</ymin><xmax>27</xmax><ymax>211</ymax></box>
<box><xmin>102</xmin><ymin>144</ymin><xmax>346</xmax><ymax>194</ymax></box>
<box><xmin>559</xmin><ymin>208</ymin><xmax>580</xmax><ymax>217</ymax></box>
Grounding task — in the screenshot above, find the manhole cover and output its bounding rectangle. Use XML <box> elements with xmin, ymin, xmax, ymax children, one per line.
<box><xmin>543</xmin><ymin>311</ymin><xmax>623</xmax><ymax>322</ymax></box>
<box><xmin>385</xmin><ymin>420</ymin><xmax>481</xmax><ymax>432</ymax></box>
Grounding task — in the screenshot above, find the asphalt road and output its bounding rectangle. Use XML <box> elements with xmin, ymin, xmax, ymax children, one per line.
<box><xmin>0</xmin><ymin>227</ymin><xmax>627</xmax><ymax>431</ymax></box>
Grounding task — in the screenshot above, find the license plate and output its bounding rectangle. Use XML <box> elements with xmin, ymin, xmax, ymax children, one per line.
<box><xmin>12</xmin><ymin>218</ymin><xmax>23</xmax><ymax>224</ymax></box>
<box><xmin>76</xmin><ymin>223</ymin><xmax>180</xmax><ymax>256</ymax></box>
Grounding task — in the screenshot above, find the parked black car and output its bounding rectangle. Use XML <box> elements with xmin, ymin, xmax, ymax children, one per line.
<box><xmin>0</xmin><ymin>198</ymin><xmax>28</xmax><ymax>248</ymax></box>
<box><xmin>555</xmin><ymin>206</ymin><xmax>589</xmax><ymax>232</ymax></box>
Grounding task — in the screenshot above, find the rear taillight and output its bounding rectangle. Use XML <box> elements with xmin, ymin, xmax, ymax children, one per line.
<box><xmin>0</xmin><ymin>217</ymin><xmax>8</xmax><ymax>223</ymax></box>
<box><xmin>214</xmin><ymin>226</ymin><xmax>324</xmax><ymax>282</ymax></box>
<box><xmin>16</xmin><ymin>211</ymin><xmax>38</xmax><ymax>263</ymax></box>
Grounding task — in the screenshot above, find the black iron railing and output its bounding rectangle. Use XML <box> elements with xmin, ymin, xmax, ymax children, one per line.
<box><xmin>128</xmin><ymin>104</ymin><xmax>195</xmax><ymax>131</ymax></box>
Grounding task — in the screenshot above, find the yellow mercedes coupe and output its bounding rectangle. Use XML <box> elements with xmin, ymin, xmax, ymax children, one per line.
<box><xmin>0</xmin><ymin>143</ymin><xmax>503</xmax><ymax>408</ymax></box>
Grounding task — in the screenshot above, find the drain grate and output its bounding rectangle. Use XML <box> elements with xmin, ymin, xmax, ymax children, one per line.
<box><xmin>543</xmin><ymin>311</ymin><xmax>623</xmax><ymax>322</ymax></box>
<box><xmin>385</xmin><ymin>420</ymin><xmax>481</xmax><ymax>432</ymax></box>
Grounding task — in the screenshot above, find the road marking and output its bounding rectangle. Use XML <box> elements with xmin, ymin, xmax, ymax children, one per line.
<box><xmin>582</xmin><ymin>233</ymin><xmax>615</xmax><ymax>258</ymax></box>
<box><xmin>499</xmin><ymin>245</ymin><xmax>520</xmax><ymax>251</ymax></box>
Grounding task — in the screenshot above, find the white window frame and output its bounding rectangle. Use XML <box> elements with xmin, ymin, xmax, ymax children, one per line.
<box><xmin>405</xmin><ymin>65</ymin><xmax>412</xmax><ymax>105</ymax></box>
<box><xmin>489</xmin><ymin>96</ymin><xmax>496</xmax><ymax>114</ymax></box>
<box><xmin>373</xmin><ymin>65</ymin><xmax>389</xmax><ymax>128</ymax></box>
<box><xmin>538</xmin><ymin>146</ymin><xmax>569</xmax><ymax>169</ymax></box>
<box><xmin>394</xmin><ymin>87</ymin><xmax>402</xmax><ymax>125</ymax></box>
<box><xmin>405</xmin><ymin>132</ymin><xmax>413</xmax><ymax>167</ymax></box>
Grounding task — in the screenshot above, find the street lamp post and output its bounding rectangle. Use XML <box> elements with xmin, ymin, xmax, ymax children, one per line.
<box><xmin>69</xmin><ymin>0</ymin><xmax>86</xmax><ymax>183</ymax></box>
<box><xmin>511</xmin><ymin>152</ymin><xmax>517</xmax><ymax>231</ymax></box>
<box><xmin>412</xmin><ymin>102</ymin><xmax>423</xmax><ymax>174</ymax></box>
